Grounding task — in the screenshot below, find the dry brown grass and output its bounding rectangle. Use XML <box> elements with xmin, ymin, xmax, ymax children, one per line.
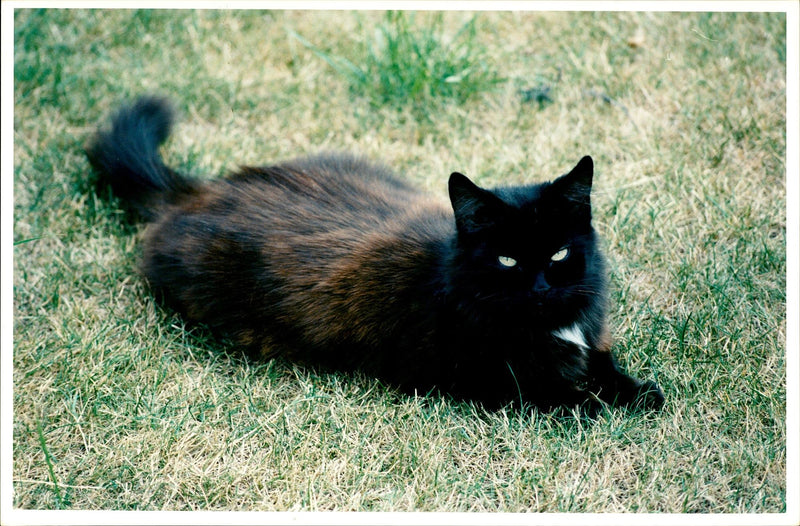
<box><xmin>10</xmin><ymin>7</ymin><xmax>790</xmax><ymax>517</ymax></box>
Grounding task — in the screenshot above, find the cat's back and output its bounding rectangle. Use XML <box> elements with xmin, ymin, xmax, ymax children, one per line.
<box><xmin>230</xmin><ymin>153</ymin><xmax>423</xmax><ymax>223</ymax></box>
<box><xmin>147</xmin><ymin>152</ymin><xmax>452</xmax><ymax>273</ymax></box>
<box><xmin>214</xmin><ymin>153</ymin><xmax>449</xmax><ymax>246</ymax></box>
<box><xmin>153</xmin><ymin>152</ymin><xmax>443</xmax><ymax>240</ymax></box>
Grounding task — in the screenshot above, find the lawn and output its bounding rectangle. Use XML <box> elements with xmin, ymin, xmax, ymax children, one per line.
<box><xmin>10</xmin><ymin>8</ymin><xmax>789</xmax><ymax>515</ymax></box>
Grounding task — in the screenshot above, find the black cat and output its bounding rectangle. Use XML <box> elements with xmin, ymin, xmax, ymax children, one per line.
<box><xmin>86</xmin><ymin>96</ymin><xmax>665</xmax><ymax>412</ymax></box>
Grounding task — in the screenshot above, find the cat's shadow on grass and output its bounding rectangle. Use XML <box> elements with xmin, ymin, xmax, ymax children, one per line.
<box><xmin>161</xmin><ymin>307</ymin><xmax>654</xmax><ymax>431</ymax></box>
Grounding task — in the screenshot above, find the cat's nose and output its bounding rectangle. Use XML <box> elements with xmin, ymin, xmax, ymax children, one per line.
<box><xmin>532</xmin><ymin>272</ymin><xmax>550</xmax><ymax>293</ymax></box>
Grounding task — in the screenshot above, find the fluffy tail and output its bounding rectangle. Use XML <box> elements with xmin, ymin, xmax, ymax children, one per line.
<box><xmin>86</xmin><ymin>96</ymin><xmax>195</xmax><ymax>220</ymax></box>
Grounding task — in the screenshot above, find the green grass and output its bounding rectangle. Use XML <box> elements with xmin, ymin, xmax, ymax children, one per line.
<box><xmin>12</xmin><ymin>9</ymin><xmax>787</xmax><ymax>513</ymax></box>
<box><xmin>291</xmin><ymin>11</ymin><xmax>504</xmax><ymax>118</ymax></box>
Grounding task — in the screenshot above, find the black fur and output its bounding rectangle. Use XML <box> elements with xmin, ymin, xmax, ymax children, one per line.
<box><xmin>86</xmin><ymin>96</ymin><xmax>665</xmax><ymax>412</ymax></box>
<box><xmin>86</xmin><ymin>96</ymin><xmax>195</xmax><ymax>220</ymax></box>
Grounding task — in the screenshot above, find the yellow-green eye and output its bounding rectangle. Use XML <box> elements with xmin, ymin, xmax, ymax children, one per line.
<box><xmin>551</xmin><ymin>247</ymin><xmax>570</xmax><ymax>262</ymax></box>
<box><xmin>498</xmin><ymin>255</ymin><xmax>517</xmax><ymax>268</ymax></box>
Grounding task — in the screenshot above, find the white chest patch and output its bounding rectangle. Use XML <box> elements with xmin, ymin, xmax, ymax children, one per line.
<box><xmin>553</xmin><ymin>323</ymin><xmax>589</xmax><ymax>350</ymax></box>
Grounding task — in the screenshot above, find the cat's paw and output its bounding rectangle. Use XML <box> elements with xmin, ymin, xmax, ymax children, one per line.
<box><xmin>633</xmin><ymin>380</ymin><xmax>665</xmax><ymax>411</ymax></box>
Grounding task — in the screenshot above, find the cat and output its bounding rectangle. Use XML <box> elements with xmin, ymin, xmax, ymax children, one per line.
<box><xmin>86</xmin><ymin>96</ymin><xmax>665</xmax><ymax>412</ymax></box>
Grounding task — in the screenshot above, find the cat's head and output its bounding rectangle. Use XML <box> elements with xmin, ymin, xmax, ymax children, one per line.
<box><xmin>447</xmin><ymin>156</ymin><xmax>606</xmax><ymax>328</ymax></box>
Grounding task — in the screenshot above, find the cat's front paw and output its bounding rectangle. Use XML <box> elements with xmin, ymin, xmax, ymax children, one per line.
<box><xmin>632</xmin><ymin>380</ymin><xmax>665</xmax><ymax>411</ymax></box>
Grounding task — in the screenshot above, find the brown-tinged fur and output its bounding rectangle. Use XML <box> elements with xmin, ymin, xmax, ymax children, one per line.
<box><xmin>143</xmin><ymin>158</ymin><xmax>449</xmax><ymax>353</ymax></box>
<box><xmin>86</xmin><ymin>96</ymin><xmax>665</xmax><ymax>412</ymax></box>
<box><xmin>596</xmin><ymin>324</ymin><xmax>613</xmax><ymax>353</ymax></box>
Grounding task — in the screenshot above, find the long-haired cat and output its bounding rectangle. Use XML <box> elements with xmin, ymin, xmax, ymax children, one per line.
<box><xmin>86</xmin><ymin>96</ymin><xmax>664</xmax><ymax>412</ymax></box>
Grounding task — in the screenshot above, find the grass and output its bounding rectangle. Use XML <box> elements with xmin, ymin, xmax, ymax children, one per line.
<box><xmin>290</xmin><ymin>11</ymin><xmax>504</xmax><ymax>117</ymax></box>
<box><xmin>11</xmin><ymin>8</ymin><xmax>787</xmax><ymax>514</ymax></box>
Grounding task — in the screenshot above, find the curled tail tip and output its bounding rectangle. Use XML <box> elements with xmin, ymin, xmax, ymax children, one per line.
<box><xmin>86</xmin><ymin>95</ymin><xmax>188</xmax><ymax>220</ymax></box>
<box><xmin>86</xmin><ymin>95</ymin><xmax>175</xmax><ymax>160</ymax></box>
<box><xmin>122</xmin><ymin>95</ymin><xmax>175</xmax><ymax>144</ymax></box>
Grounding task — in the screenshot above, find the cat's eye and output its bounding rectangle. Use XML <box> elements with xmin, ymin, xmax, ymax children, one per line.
<box><xmin>551</xmin><ymin>247</ymin><xmax>570</xmax><ymax>262</ymax></box>
<box><xmin>497</xmin><ymin>256</ymin><xmax>517</xmax><ymax>268</ymax></box>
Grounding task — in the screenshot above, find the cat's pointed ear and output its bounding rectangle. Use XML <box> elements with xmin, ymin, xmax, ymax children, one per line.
<box><xmin>448</xmin><ymin>172</ymin><xmax>504</xmax><ymax>234</ymax></box>
<box><xmin>550</xmin><ymin>156</ymin><xmax>593</xmax><ymax>212</ymax></box>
